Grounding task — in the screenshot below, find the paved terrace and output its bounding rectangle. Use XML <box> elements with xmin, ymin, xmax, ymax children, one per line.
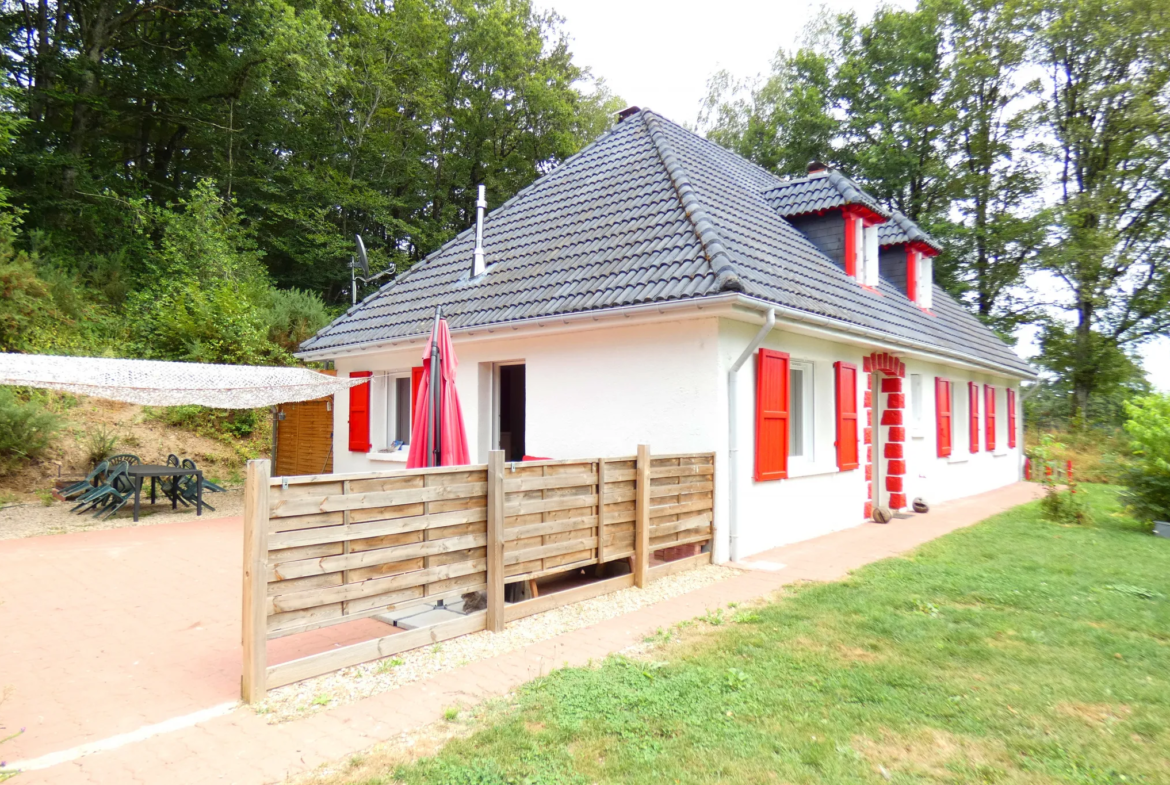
<box><xmin>0</xmin><ymin>482</ymin><xmax>1042</xmax><ymax>784</ymax></box>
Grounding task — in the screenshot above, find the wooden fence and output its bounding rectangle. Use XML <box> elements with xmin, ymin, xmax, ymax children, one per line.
<box><xmin>241</xmin><ymin>445</ymin><xmax>715</xmax><ymax>701</ymax></box>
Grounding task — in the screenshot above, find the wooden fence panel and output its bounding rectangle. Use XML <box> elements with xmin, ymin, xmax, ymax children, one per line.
<box><xmin>242</xmin><ymin>446</ymin><xmax>717</xmax><ymax>700</ymax></box>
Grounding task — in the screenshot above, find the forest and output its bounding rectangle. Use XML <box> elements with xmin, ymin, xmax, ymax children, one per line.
<box><xmin>0</xmin><ymin>0</ymin><xmax>1167</xmax><ymax>440</ymax></box>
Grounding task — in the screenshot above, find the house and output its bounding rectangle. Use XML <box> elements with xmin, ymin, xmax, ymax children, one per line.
<box><xmin>297</xmin><ymin>108</ymin><xmax>1035</xmax><ymax>562</ymax></box>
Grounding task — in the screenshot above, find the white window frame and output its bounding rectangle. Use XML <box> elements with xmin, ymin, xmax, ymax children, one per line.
<box><xmin>917</xmin><ymin>255</ymin><xmax>933</xmax><ymax>308</ymax></box>
<box><xmin>948</xmin><ymin>380</ymin><xmax>969</xmax><ymax>463</ymax></box>
<box><xmin>372</xmin><ymin>370</ymin><xmax>413</xmax><ymax>454</ymax></box>
<box><xmin>788</xmin><ymin>360</ymin><xmax>815</xmax><ymax>464</ymax></box>
<box><xmin>863</xmin><ymin>224</ymin><xmax>880</xmax><ymax>287</ymax></box>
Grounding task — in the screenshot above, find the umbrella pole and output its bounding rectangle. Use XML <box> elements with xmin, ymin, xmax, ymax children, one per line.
<box><xmin>430</xmin><ymin>307</ymin><xmax>443</xmax><ymax>467</ymax></box>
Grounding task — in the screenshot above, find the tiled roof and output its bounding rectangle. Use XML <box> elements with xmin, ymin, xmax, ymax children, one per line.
<box><xmin>878</xmin><ymin>207</ymin><xmax>943</xmax><ymax>252</ymax></box>
<box><xmin>300</xmin><ymin>110</ymin><xmax>1033</xmax><ymax>378</ymax></box>
<box><xmin>762</xmin><ymin>170</ymin><xmax>890</xmax><ymax>219</ymax></box>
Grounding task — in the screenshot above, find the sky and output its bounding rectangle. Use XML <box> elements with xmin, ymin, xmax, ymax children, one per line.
<box><xmin>537</xmin><ymin>0</ymin><xmax>1170</xmax><ymax>391</ymax></box>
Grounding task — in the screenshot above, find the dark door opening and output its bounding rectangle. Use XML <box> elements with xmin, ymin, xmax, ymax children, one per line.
<box><xmin>498</xmin><ymin>364</ymin><xmax>526</xmax><ymax>461</ymax></box>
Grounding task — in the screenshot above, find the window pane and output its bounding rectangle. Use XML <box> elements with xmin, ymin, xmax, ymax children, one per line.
<box><xmin>395</xmin><ymin>377</ymin><xmax>411</xmax><ymax>443</ymax></box>
<box><xmin>789</xmin><ymin>368</ymin><xmax>804</xmax><ymax>457</ymax></box>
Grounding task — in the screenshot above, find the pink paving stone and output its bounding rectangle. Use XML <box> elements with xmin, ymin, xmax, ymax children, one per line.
<box><xmin>8</xmin><ymin>483</ymin><xmax>1043</xmax><ymax>785</ymax></box>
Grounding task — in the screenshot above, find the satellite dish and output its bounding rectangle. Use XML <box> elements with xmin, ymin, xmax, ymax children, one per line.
<box><xmin>354</xmin><ymin>234</ymin><xmax>369</xmax><ymax>277</ymax></box>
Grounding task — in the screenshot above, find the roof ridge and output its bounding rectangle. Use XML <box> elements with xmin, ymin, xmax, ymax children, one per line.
<box><xmin>640</xmin><ymin>110</ymin><xmax>744</xmax><ymax>293</ymax></box>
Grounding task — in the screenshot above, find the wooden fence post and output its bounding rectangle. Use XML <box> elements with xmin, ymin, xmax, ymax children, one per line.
<box><xmin>486</xmin><ymin>450</ymin><xmax>506</xmax><ymax>632</ymax></box>
<box><xmin>634</xmin><ymin>444</ymin><xmax>650</xmax><ymax>588</ymax></box>
<box><xmin>241</xmin><ymin>459</ymin><xmax>270</xmax><ymax>703</ymax></box>
<box><xmin>596</xmin><ymin>458</ymin><xmax>607</xmax><ymax>566</ymax></box>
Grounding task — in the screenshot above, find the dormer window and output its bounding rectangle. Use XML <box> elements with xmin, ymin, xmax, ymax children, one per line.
<box><xmin>843</xmin><ymin>207</ymin><xmax>884</xmax><ymax>286</ymax></box>
<box><xmin>905</xmin><ymin>245</ymin><xmax>935</xmax><ymax>309</ymax></box>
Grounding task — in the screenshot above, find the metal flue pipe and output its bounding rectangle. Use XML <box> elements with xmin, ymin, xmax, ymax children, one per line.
<box><xmin>472</xmin><ymin>185</ymin><xmax>486</xmax><ymax>277</ymax></box>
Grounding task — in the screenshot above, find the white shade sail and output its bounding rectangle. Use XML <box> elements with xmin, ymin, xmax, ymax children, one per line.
<box><xmin>0</xmin><ymin>353</ymin><xmax>363</xmax><ymax>408</ymax></box>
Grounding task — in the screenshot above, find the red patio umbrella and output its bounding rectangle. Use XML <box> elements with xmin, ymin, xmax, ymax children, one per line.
<box><xmin>407</xmin><ymin>308</ymin><xmax>470</xmax><ymax>468</ymax></box>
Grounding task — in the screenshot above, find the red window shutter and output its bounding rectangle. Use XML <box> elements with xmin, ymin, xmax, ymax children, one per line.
<box><xmin>754</xmin><ymin>349</ymin><xmax>790</xmax><ymax>481</ymax></box>
<box><xmin>985</xmin><ymin>385</ymin><xmax>997</xmax><ymax>451</ymax></box>
<box><xmin>348</xmin><ymin>371</ymin><xmax>372</xmax><ymax>452</ymax></box>
<box><xmin>969</xmin><ymin>381</ymin><xmax>980</xmax><ymax>453</ymax></box>
<box><xmin>906</xmin><ymin>247</ymin><xmax>919</xmax><ymax>303</ymax></box>
<box><xmin>935</xmin><ymin>377</ymin><xmax>952</xmax><ymax>457</ymax></box>
<box><xmin>843</xmin><ymin>212</ymin><xmax>859</xmax><ymax>278</ymax></box>
<box><xmin>1007</xmin><ymin>388</ymin><xmax>1017</xmax><ymax>448</ymax></box>
<box><xmin>834</xmin><ymin>361</ymin><xmax>859</xmax><ymax>471</ymax></box>
<box><xmin>410</xmin><ymin>366</ymin><xmax>425</xmax><ymax>422</ymax></box>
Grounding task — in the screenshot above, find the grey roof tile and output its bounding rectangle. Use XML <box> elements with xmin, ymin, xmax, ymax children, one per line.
<box><xmin>878</xmin><ymin>207</ymin><xmax>944</xmax><ymax>252</ymax></box>
<box><xmin>301</xmin><ymin>110</ymin><xmax>1032</xmax><ymax>377</ymax></box>
<box><xmin>762</xmin><ymin>170</ymin><xmax>891</xmax><ymax>219</ymax></box>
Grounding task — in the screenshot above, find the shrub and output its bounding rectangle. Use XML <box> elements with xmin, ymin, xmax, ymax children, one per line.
<box><xmin>0</xmin><ymin>388</ymin><xmax>60</xmax><ymax>473</ymax></box>
<box><xmin>1121</xmin><ymin>394</ymin><xmax>1170</xmax><ymax>526</ymax></box>
<box><xmin>265</xmin><ymin>288</ymin><xmax>332</xmax><ymax>353</ymax></box>
<box><xmin>81</xmin><ymin>423</ymin><xmax>119</xmax><ymax>466</ymax></box>
<box><xmin>1032</xmin><ymin>433</ymin><xmax>1090</xmax><ymax>526</ymax></box>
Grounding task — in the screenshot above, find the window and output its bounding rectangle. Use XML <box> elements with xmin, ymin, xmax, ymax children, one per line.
<box><xmin>935</xmin><ymin>377</ymin><xmax>952</xmax><ymax>457</ymax></box>
<box><xmin>789</xmin><ymin>361</ymin><xmax>814</xmax><ymax>461</ymax></box>
<box><xmin>951</xmin><ymin>380</ymin><xmax>967</xmax><ymax>453</ymax></box>
<box><xmin>348</xmin><ymin>371</ymin><xmax>373</xmax><ymax>452</ymax></box>
<box><xmin>754</xmin><ymin>349</ymin><xmax>790</xmax><ymax>481</ymax></box>
<box><xmin>968</xmin><ymin>381</ymin><xmax>980</xmax><ymax>453</ymax></box>
<box><xmin>862</xmin><ymin>224</ymin><xmax>880</xmax><ymax>287</ymax></box>
<box><xmin>834</xmin><ymin>362</ymin><xmax>859</xmax><ymax>471</ymax></box>
<box><xmin>394</xmin><ymin>376</ymin><xmax>412</xmax><ymax>443</ymax></box>
<box><xmin>985</xmin><ymin>385</ymin><xmax>997</xmax><ymax>451</ymax></box>
<box><xmin>1007</xmin><ymin>388</ymin><xmax>1018</xmax><ymax>448</ymax></box>
<box><xmin>909</xmin><ymin>373</ymin><xmax>924</xmax><ymax>433</ymax></box>
<box><xmin>917</xmin><ymin>255</ymin><xmax>933</xmax><ymax>308</ymax></box>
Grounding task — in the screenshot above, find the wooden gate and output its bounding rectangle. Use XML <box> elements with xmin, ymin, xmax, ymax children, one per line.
<box><xmin>273</xmin><ymin>397</ymin><xmax>334</xmax><ymax>477</ymax></box>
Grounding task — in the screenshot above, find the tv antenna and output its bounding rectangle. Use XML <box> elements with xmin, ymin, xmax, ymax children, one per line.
<box><xmin>350</xmin><ymin>234</ymin><xmax>395</xmax><ymax>305</ymax></box>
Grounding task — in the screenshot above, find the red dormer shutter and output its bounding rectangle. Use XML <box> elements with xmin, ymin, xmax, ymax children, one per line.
<box><xmin>834</xmin><ymin>361</ymin><xmax>859</xmax><ymax>471</ymax></box>
<box><xmin>906</xmin><ymin>247</ymin><xmax>919</xmax><ymax>303</ymax></box>
<box><xmin>348</xmin><ymin>371</ymin><xmax>372</xmax><ymax>452</ymax></box>
<box><xmin>1007</xmin><ymin>388</ymin><xmax>1017</xmax><ymax>448</ymax></box>
<box><xmin>843</xmin><ymin>211</ymin><xmax>860</xmax><ymax>278</ymax></box>
<box><xmin>935</xmin><ymin>377</ymin><xmax>952</xmax><ymax>458</ymax></box>
<box><xmin>969</xmin><ymin>381</ymin><xmax>980</xmax><ymax>453</ymax></box>
<box><xmin>754</xmin><ymin>349</ymin><xmax>790</xmax><ymax>481</ymax></box>
<box><xmin>985</xmin><ymin>385</ymin><xmax>997</xmax><ymax>451</ymax></box>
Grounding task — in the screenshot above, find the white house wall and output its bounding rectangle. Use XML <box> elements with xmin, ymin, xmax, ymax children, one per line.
<box><xmin>330</xmin><ymin>318</ymin><xmax>721</xmax><ymax>474</ymax></box>
<box><xmin>327</xmin><ymin>313</ymin><xmax>1024</xmax><ymax>565</ymax></box>
<box><xmin>717</xmin><ymin>318</ymin><xmax>1025</xmax><ymax>561</ymax></box>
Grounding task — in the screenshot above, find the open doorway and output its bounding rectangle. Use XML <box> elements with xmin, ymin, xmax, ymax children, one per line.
<box><xmin>496</xmin><ymin>363</ymin><xmax>526</xmax><ymax>461</ymax></box>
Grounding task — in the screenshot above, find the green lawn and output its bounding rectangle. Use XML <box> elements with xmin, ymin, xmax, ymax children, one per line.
<box><xmin>382</xmin><ymin>486</ymin><xmax>1170</xmax><ymax>784</ymax></box>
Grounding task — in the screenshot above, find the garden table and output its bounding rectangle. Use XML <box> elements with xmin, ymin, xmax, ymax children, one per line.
<box><xmin>127</xmin><ymin>464</ymin><xmax>203</xmax><ymax>522</ymax></box>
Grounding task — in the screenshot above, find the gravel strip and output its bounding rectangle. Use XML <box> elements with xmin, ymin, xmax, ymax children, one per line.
<box><xmin>257</xmin><ymin>563</ymin><xmax>739</xmax><ymax>723</ymax></box>
<box><xmin>0</xmin><ymin>489</ymin><xmax>243</xmax><ymax>539</ymax></box>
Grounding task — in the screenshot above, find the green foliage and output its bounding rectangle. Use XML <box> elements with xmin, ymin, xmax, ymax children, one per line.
<box><xmin>1032</xmin><ymin>434</ymin><xmax>1091</xmax><ymax>525</ymax></box>
<box><xmin>264</xmin><ymin>288</ymin><xmax>332</xmax><ymax>353</ymax></box>
<box><xmin>0</xmin><ymin>0</ymin><xmax>618</xmax><ymax>305</ymax></box>
<box><xmin>394</xmin><ymin>486</ymin><xmax>1170</xmax><ymax>784</ymax></box>
<box><xmin>0</xmin><ymin>388</ymin><xmax>60</xmax><ymax>473</ymax></box>
<box><xmin>81</xmin><ymin>424</ymin><xmax>119</xmax><ymax>467</ymax></box>
<box><xmin>1121</xmin><ymin>394</ymin><xmax>1170</xmax><ymax>525</ymax></box>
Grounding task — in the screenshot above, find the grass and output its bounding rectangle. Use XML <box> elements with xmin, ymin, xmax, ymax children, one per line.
<box><xmin>335</xmin><ymin>485</ymin><xmax>1170</xmax><ymax>785</ymax></box>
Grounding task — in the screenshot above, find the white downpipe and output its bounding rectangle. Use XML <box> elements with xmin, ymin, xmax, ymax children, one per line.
<box><xmin>728</xmin><ymin>307</ymin><xmax>775</xmax><ymax>563</ymax></box>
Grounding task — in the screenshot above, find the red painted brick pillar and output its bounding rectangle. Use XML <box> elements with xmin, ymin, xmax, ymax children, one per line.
<box><xmin>884</xmin><ymin>371</ymin><xmax>906</xmax><ymax>510</ymax></box>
